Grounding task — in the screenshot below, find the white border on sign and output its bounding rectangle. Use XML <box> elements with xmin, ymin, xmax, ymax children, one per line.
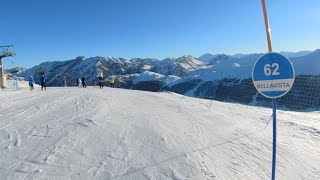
<box><xmin>252</xmin><ymin>52</ymin><xmax>296</xmax><ymax>99</ymax></box>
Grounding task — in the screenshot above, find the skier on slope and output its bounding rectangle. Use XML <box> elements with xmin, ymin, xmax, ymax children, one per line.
<box><xmin>28</xmin><ymin>76</ymin><xmax>35</xmax><ymax>91</ymax></box>
<box><xmin>40</xmin><ymin>75</ymin><xmax>47</xmax><ymax>91</ymax></box>
<box><xmin>98</xmin><ymin>76</ymin><xmax>104</xmax><ymax>89</ymax></box>
<box><xmin>109</xmin><ymin>76</ymin><xmax>115</xmax><ymax>88</ymax></box>
<box><xmin>78</xmin><ymin>78</ymin><xmax>82</xmax><ymax>87</ymax></box>
<box><xmin>93</xmin><ymin>78</ymin><xmax>96</xmax><ymax>87</ymax></box>
<box><xmin>81</xmin><ymin>77</ymin><xmax>87</xmax><ymax>88</ymax></box>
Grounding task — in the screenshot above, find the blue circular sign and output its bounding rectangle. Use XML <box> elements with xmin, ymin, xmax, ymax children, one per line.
<box><xmin>252</xmin><ymin>52</ymin><xmax>295</xmax><ymax>99</ymax></box>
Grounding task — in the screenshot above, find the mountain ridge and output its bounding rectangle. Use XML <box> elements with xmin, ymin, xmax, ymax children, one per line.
<box><xmin>16</xmin><ymin>49</ymin><xmax>320</xmax><ymax>87</ymax></box>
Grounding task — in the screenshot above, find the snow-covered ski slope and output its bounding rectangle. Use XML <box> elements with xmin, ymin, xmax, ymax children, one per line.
<box><xmin>0</xmin><ymin>87</ymin><xmax>319</xmax><ymax>180</ymax></box>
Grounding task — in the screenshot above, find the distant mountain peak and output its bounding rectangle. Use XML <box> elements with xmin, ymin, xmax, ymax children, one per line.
<box><xmin>198</xmin><ymin>53</ymin><xmax>231</xmax><ymax>65</ymax></box>
<box><xmin>76</xmin><ymin>56</ymin><xmax>85</xmax><ymax>60</ymax></box>
<box><xmin>162</xmin><ymin>57</ymin><xmax>176</xmax><ymax>61</ymax></box>
<box><xmin>182</xmin><ymin>55</ymin><xmax>193</xmax><ymax>58</ymax></box>
<box><xmin>279</xmin><ymin>50</ymin><xmax>312</xmax><ymax>58</ymax></box>
<box><xmin>311</xmin><ymin>49</ymin><xmax>320</xmax><ymax>54</ymax></box>
<box><xmin>176</xmin><ymin>55</ymin><xmax>198</xmax><ymax>61</ymax></box>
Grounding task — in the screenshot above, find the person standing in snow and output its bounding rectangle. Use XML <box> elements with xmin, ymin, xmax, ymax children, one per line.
<box><xmin>40</xmin><ymin>75</ymin><xmax>47</xmax><ymax>91</ymax></box>
<box><xmin>28</xmin><ymin>76</ymin><xmax>35</xmax><ymax>91</ymax></box>
<box><xmin>81</xmin><ymin>77</ymin><xmax>86</xmax><ymax>88</ymax></box>
<box><xmin>109</xmin><ymin>76</ymin><xmax>115</xmax><ymax>88</ymax></box>
<box><xmin>78</xmin><ymin>78</ymin><xmax>82</xmax><ymax>87</ymax></box>
<box><xmin>98</xmin><ymin>76</ymin><xmax>104</xmax><ymax>89</ymax></box>
<box><xmin>93</xmin><ymin>78</ymin><xmax>96</xmax><ymax>87</ymax></box>
<box><xmin>14</xmin><ymin>80</ymin><xmax>19</xmax><ymax>90</ymax></box>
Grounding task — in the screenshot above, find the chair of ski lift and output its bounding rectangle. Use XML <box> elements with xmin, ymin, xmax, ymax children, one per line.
<box><xmin>0</xmin><ymin>46</ymin><xmax>15</xmax><ymax>58</ymax></box>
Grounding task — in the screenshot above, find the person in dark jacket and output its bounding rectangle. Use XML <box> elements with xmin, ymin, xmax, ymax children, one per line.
<box><xmin>98</xmin><ymin>76</ymin><xmax>103</xmax><ymax>89</ymax></box>
<box><xmin>93</xmin><ymin>78</ymin><xmax>96</xmax><ymax>87</ymax></box>
<box><xmin>81</xmin><ymin>77</ymin><xmax>86</xmax><ymax>88</ymax></box>
<box><xmin>40</xmin><ymin>75</ymin><xmax>47</xmax><ymax>91</ymax></box>
<box><xmin>28</xmin><ymin>76</ymin><xmax>35</xmax><ymax>91</ymax></box>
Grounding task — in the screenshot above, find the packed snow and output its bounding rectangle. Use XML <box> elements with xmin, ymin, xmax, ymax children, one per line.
<box><xmin>0</xmin><ymin>87</ymin><xmax>319</xmax><ymax>179</ymax></box>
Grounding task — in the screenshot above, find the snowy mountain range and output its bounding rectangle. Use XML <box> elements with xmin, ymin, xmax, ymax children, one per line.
<box><xmin>279</xmin><ymin>50</ymin><xmax>312</xmax><ymax>58</ymax></box>
<box><xmin>164</xmin><ymin>50</ymin><xmax>320</xmax><ymax>110</ymax></box>
<box><xmin>16</xmin><ymin>49</ymin><xmax>320</xmax><ymax>110</ymax></box>
<box><xmin>18</xmin><ymin>55</ymin><xmax>208</xmax><ymax>87</ymax></box>
<box><xmin>193</xmin><ymin>50</ymin><xmax>320</xmax><ymax>81</ymax></box>
<box><xmin>198</xmin><ymin>50</ymin><xmax>313</xmax><ymax>64</ymax></box>
<box><xmin>18</xmin><ymin>49</ymin><xmax>319</xmax><ymax>86</ymax></box>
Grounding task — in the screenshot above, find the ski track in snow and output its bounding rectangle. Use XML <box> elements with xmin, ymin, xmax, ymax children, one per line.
<box><xmin>0</xmin><ymin>87</ymin><xmax>319</xmax><ymax>179</ymax></box>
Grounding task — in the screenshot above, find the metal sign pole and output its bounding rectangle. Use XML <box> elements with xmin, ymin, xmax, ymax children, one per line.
<box><xmin>0</xmin><ymin>58</ymin><xmax>3</xmax><ymax>88</ymax></box>
<box><xmin>261</xmin><ymin>0</ymin><xmax>276</xmax><ymax>179</ymax></box>
<box><xmin>272</xmin><ymin>98</ymin><xmax>277</xmax><ymax>180</ymax></box>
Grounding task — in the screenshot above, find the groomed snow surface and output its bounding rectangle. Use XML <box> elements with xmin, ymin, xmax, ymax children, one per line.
<box><xmin>0</xmin><ymin>87</ymin><xmax>319</xmax><ymax>180</ymax></box>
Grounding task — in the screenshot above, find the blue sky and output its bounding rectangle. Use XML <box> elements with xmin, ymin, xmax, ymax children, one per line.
<box><xmin>1</xmin><ymin>0</ymin><xmax>319</xmax><ymax>68</ymax></box>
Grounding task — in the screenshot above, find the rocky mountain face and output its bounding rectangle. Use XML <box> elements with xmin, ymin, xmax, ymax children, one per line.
<box><xmin>150</xmin><ymin>56</ymin><xmax>208</xmax><ymax>77</ymax></box>
<box><xmin>198</xmin><ymin>53</ymin><xmax>231</xmax><ymax>65</ymax></box>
